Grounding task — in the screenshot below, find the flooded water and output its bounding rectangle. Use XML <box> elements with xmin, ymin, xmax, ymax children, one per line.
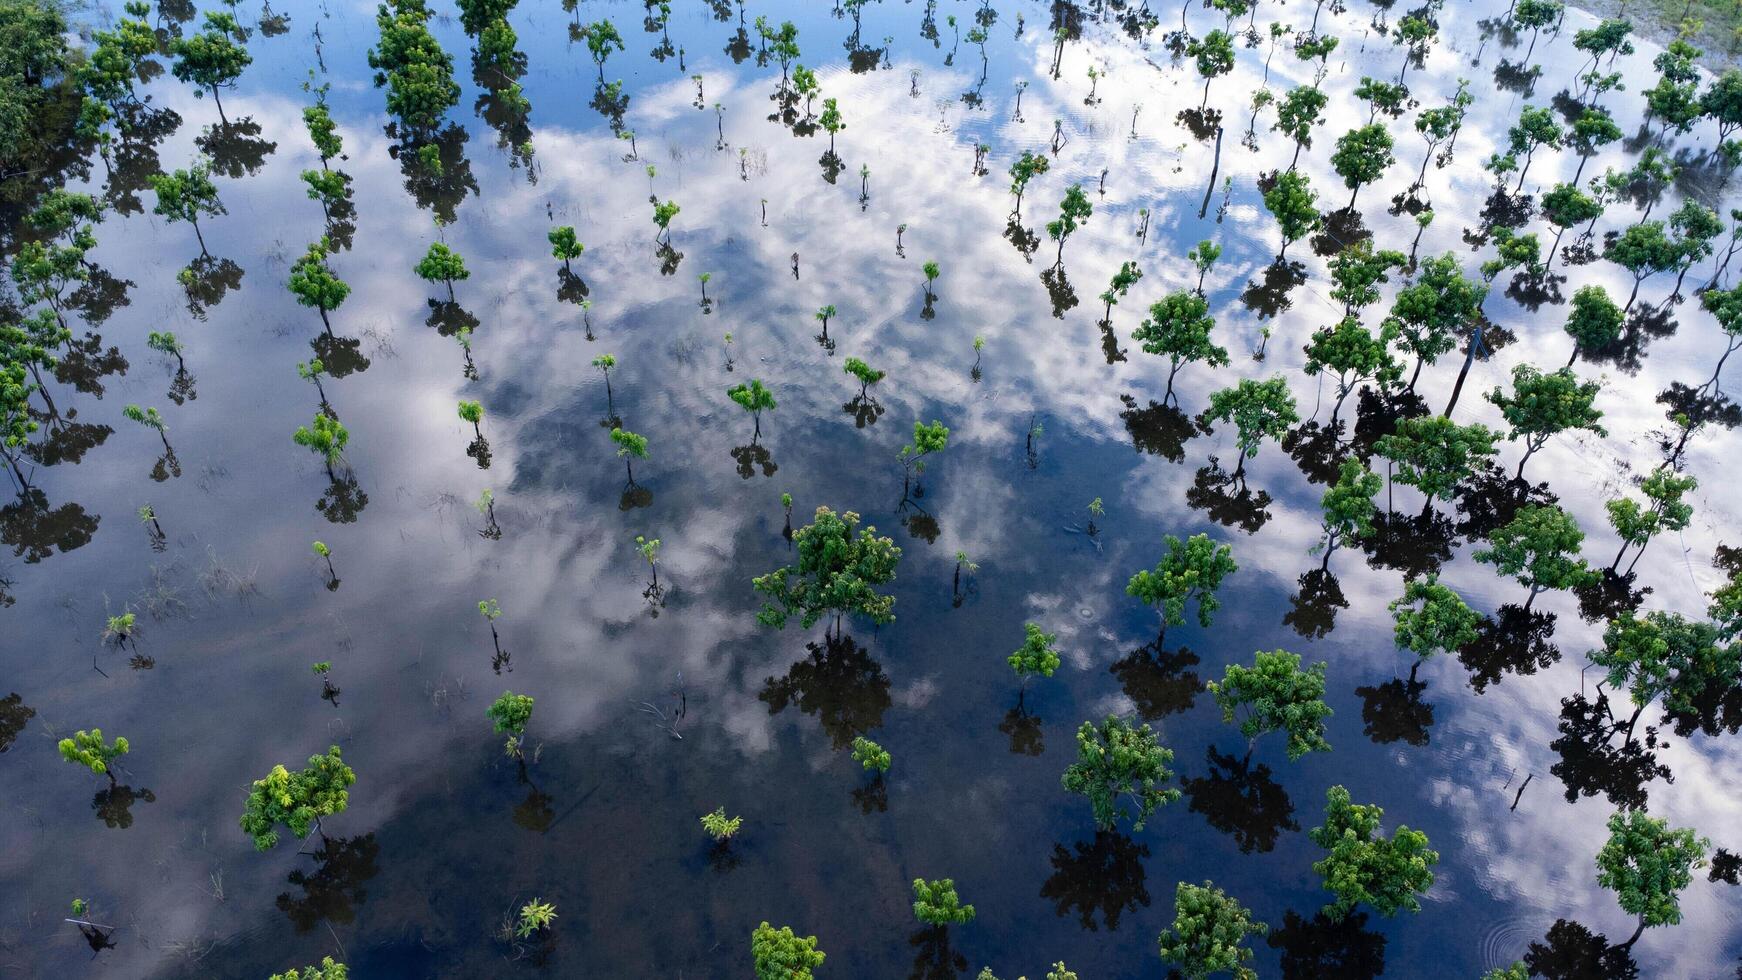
<box><xmin>4</xmin><ymin>0</ymin><xmax>1742</xmax><ymax>976</ymax></box>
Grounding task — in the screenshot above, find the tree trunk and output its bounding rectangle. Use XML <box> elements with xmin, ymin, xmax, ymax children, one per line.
<box><xmin>1442</xmin><ymin>330</ymin><xmax>1480</xmax><ymax>417</ymax></box>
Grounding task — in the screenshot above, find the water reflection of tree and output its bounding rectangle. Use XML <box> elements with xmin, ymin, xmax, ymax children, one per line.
<box><xmin>1038</xmin><ymin>830</ymin><xmax>1152</xmax><ymax>931</ymax></box>
<box><xmin>730</xmin><ymin>440</ymin><xmax>777</xmax><ymax>479</ymax></box>
<box><xmin>1182</xmin><ymin>746</ymin><xmax>1299</xmax><ymax>854</ymax></box>
<box><xmin>907</xmin><ymin>924</ymin><xmax>966</xmax><ymax>980</ymax></box>
<box><xmin>310</xmin><ymin>333</ymin><xmax>370</xmax><ymax>379</ymax></box>
<box><xmin>54</xmin><ymin>332</ymin><xmax>129</xmax><ymax>397</ymax></box>
<box><xmin>427</xmin><ymin>298</ymin><xmax>481</xmax><ymax>338</ymax></box>
<box><xmin>317</xmin><ymin>472</ymin><xmax>369</xmax><ymax>525</ymax></box>
<box><xmin>1186</xmin><ymin>456</ymin><xmax>1273</xmax><ymax>533</ymax></box>
<box><xmin>1118</xmin><ymin>395</ymin><xmax>1196</xmax><ymax>463</ymax></box>
<box><xmin>1284</xmin><ymin>568</ymin><xmax>1347</xmax><ymax>639</ymax></box>
<box><xmin>760</xmin><ymin>632</ymin><xmax>891</xmax><ymax>750</ymax></box>
<box><xmin>1355</xmin><ymin>663</ymin><xmax>1434</xmax><ymax>746</ymax></box>
<box><xmin>0</xmin><ymin>692</ymin><xmax>34</xmax><ymax>752</ymax></box>
<box><xmin>1266</xmin><ymin>908</ymin><xmax>1386</xmax><ymax>980</ymax></box>
<box><xmin>1282</xmin><ymin>420</ymin><xmax>1347</xmax><ymax>486</ymax></box>
<box><xmin>1109</xmin><ymin>638</ymin><xmax>1200</xmax><ymax>720</ymax></box>
<box><xmin>180</xmin><ymin>253</ymin><xmax>245</xmax><ymax>320</ymax></box>
<box><xmin>1460</xmin><ymin>603</ymin><xmax>1558</xmax><ymax>693</ymax></box>
<box><xmin>1239</xmin><ymin>258</ymin><xmax>1307</xmax><ymax>320</ymax></box>
<box><xmin>1549</xmin><ymin>692</ymin><xmax>1671</xmax><ymax>810</ymax></box>
<box><xmin>1039</xmin><ymin>263</ymin><xmax>1079</xmax><ymax>319</ymax></box>
<box><xmin>92</xmin><ymin>783</ymin><xmax>155</xmax><ymax>829</ymax></box>
<box><xmin>24</xmin><ymin>419</ymin><xmax>113</xmax><ymax>467</ymax></box>
<box><xmin>1003</xmin><ymin>217</ymin><xmax>1042</xmax><ymax>264</ymax></box>
<box><xmin>1</xmin><ymin>488</ymin><xmax>100</xmax><ymax>563</ymax></box>
<box><xmin>1357</xmin><ymin>510</ymin><xmax>1454</xmax><ymax>579</ymax></box>
<box><xmin>276</xmin><ymin>833</ymin><xmax>381</xmax><ymax>933</ymax></box>
<box><xmin>1455</xmin><ymin>463</ymin><xmax>1555</xmax><ymax>543</ymax></box>
<box><xmin>195</xmin><ymin>118</ymin><xmax>277</xmax><ymax>178</ymax></box>
<box><xmin>1574</xmin><ymin>569</ymin><xmax>1649</xmax><ymax>624</ymax></box>
<box><xmin>393</xmin><ymin>124</ymin><xmax>480</xmax><ymax>224</ymax></box>
<box><xmin>68</xmin><ymin>266</ymin><xmax>133</xmax><ymax>327</ymax></box>
<box><xmin>998</xmin><ymin>698</ymin><xmax>1044</xmax><ymax>756</ymax></box>
<box><xmin>1523</xmin><ymin>918</ymin><xmax>1639</xmax><ymax>980</ymax></box>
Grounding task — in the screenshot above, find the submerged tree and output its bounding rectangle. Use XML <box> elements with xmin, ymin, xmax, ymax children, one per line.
<box><xmin>415</xmin><ymin>242</ymin><xmax>469</xmax><ymax>301</ymax></box>
<box><xmin>1316</xmin><ymin>459</ymin><xmax>1380</xmax><ymax>566</ymax></box>
<box><xmin>1007</xmin><ymin>149</ymin><xmax>1051</xmax><ymax>215</ymax></box>
<box><xmin>1375</xmin><ymin>416</ymin><xmax>1497</xmax><ymax>515</ymax></box>
<box><xmin>288</xmin><ymin>237</ymin><xmax>350</xmax><ymax>335</ymax></box>
<box><xmin>1008</xmin><ymin>622</ymin><xmax>1061</xmax><ymax>692</ymax></box>
<box><xmin>752</xmin><ymin>922</ymin><xmax>825</xmax><ymax>980</ymax></box>
<box><xmin>753</xmin><ymin>506</ymin><xmax>901</xmax><ymax>634</ymax></box>
<box><xmin>1308</xmin><ymin>785</ymin><xmax>1438</xmax><ymax>917</ymax></box>
<box><xmin>1473</xmin><ymin>505</ymin><xmax>1595</xmax><ymax>612</ymax></box>
<box><xmin>150</xmin><ymin>161</ymin><xmax>226</xmax><ymax>256</ymax></box>
<box><xmin>487</xmin><ymin>690</ymin><xmax>534</xmax><ymax>758</ymax></box>
<box><xmin>1046</xmin><ymin>185</ymin><xmax>1093</xmax><ymax>266</ymax></box>
<box><xmin>1155</xmin><ymin>880</ymin><xmax>1267</xmax><ymax>980</ymax></box>
<box><xmin>58</xmin><ymin>729</ymin><xmax>129</xmax><ymax>782</ymax></box>
<box><xmin>268</xmin><ymin>957</ymin><xmax>349</xmax><ymax>980</ymax></box>
<box><xmin>169</xmin><ymin>11</ymin><xmax>252</xmax><ymax>124</ymax></box>
<box><xmin>1208</xmin><ymin>649</ymin><xmax>1332</xmax><ymax>761</ymax></box>
<box><xmin>1199</xmin><ymin>376</ymin><xmax>1300</xmax><ymax>477</ymax></box>
<box><xmin>239</xmin><ymin>745</ymin><xmax>356</xmax><ymax>851</ymax></box>
<box><xmin>368</xmin><ymin>0</ymin><xmax>460</xmax><ymax>133</ymax></box>
<box><xmin>1605</xmin><ymin>469</ymin><xmax>1697</xmax><ymax>574</ymax></box>
<box><xmin>548</xmin><ymin>226</ymin><xmax>584</xmax><ymax>270</ymax></box>
<box><xmin>1589</xmin><ymin>610</ymin><xmax>1738</xmax><ymax>735</ymax></box>
<box><xmin>1126</xmin><ymin>533</ymin><xmax>1238</xmax><ymax>634</ymax></box>
<box><xmin>1188</xmin><ymin>29</ymin><xmax>1236</xmax><ymax>109</ymax></box>
<box><xmin>1330</xmin><ymin>123</ymin><xmax>1394</xmax><ymax>209</ymax></box>
<box><xmin>912</xmin><ymin>878</ymin><xmax>976</xmax><ymax>925</ymax></box>
<box><xmin>1563</xmin><ymin>285</ymin><xmax>1624</xmax><ymax>366</ymax></box>
<box><xmin>1389</xmin><ymin>576</ymin><xmax>1480</xmax><ymax>665</ymax></box>
<box><xmin>1303</xmin><ymin>315</ymin><xmax>1397</xmax><ymax>423</ymax></box>
<box><xmin>1262</xmin><ymin>168</ymin><xmax>1321</xmax><ymax>259</ymax></box>
<box><xmin>1595</xmin><ymin>809</ymin><xmax>1708</xmax><ymax>948</ymax></box>
<box><xmin>293</xmin><ymin>413</ymin><xmax>350</xmax><ymax>478</ymax></box>
<box><xmin>727</xmin><ymin>379</ymin><xmax>777</xmax><ymax>438</ymax></box>
<box><xmin>897</xmin><ymin>419</ymin><xmax>949</xmax><ymax>496</ymax></box>
<box><xmin>1485</xmin><ymin>366</ymin><xmax>1605</xmax><ymax>479</ymax></box>
<box><xmin>1061</xmin><ymin>715</ymin><xmax>1180</xmax><ymax>832</ymax></box>
<box><xmin>610</xmin><ymin>426</ymin><xmax>649</xmax><ymax>483</ymax></box>
<box><xmin>1134</xmin><ymin>292</ymin><xmax>1227</xmax><ymax>403</ymax></box>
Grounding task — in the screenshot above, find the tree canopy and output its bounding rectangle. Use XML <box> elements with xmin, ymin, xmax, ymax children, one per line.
<box><xmin>754</xmin><ymin>507</ymin><xmax>902</xmax><ymax>631</ymax></box>
<box><xmin>239</xmin><ymin>745</ymin><xmax>356</xmax><ymax>851</ymax></box>
<box><xmin>1126</xmin><ymin>533</ymin><xmax>1238</xmax><ymax>630</ymax></box>
<box><xmin>1061</xmin><ymin>715</ymin><xmax>1180</xmax><ymax>832</ymax></box>
<box><xmin>1308</xmin><ymin>785</ymin><xmax>1438</xmax><ymax>917</ymax></box>
<box><xmin>1155</xmin><ymin>880</ymin><xmax>1267</xmax><ymax>980</ymax></box>
<box><xmin>1208</xmin><ymin>649</ymin><xmax>1333</xmax><ymax>760</ymax></box>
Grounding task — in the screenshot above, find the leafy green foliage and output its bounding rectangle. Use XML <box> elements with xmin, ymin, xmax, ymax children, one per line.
<box><xmin>1308</xmin><ymin>785</ymin><xmax>1438</xmax><ymax>917</ymax></box>
<box><xmin>754</xmin><ymin>507</ymin><xmax>902</xmax><ymax>630</ymax></box>
<box><xmin>1595</xmin><ymin>809</ymin><xmax>1708</xmax><ymax>931</ymax></box>
<box><xmin>701</xmin><ymin>806</ymin><xmax>743</xmax><ymax>841</ymax></box>
<box><xmin>269</xmin><ymin>957</ymin><xmax>349</xmax><ymax>980</ymax></box>
<box><xmin>293</xmin><ymin>413</ymin><xmax>350</xmax><ymax>469</ymax></box>
<box><xmin>1389</xmin><ymin>576</ymin><xmax>1480</xmax><ymax>662</ymax></box>
<box><xmin>303</xmin><ymin>102</ymin><xmax>344</xmax><ymax>162</ymax></box>
<box><xmin>851</xmin><ymin>735</ymin><xmax>891</xmax><ymax>773</ymax></box>
<box><xmin>415</xmin><ymin>242</ymin><xmax>469</xmax><ymax>289</ymax></box>
<box><xmin>1008</xmin><ymin>623</ymin><xmax>1061</xmax><ymax>683</ymax></box>
<box><xmin>1126</xmin><ymin>533</ymin><xmax>1238</xmax><ymax>629</ymax></box>
<box><xmin>912</xmin><ymin>878</ymin><xmax>975</xmax><ymax>925</ymax></box>
<box><xmin>1262</xmin><ymin>168</ymin><xmax>1320</xmax><ymax>254</ymax></box>
<box><xmin>1472</xmin><ymin>505</ymin><xmax>1594</xmax><ymax>603</ymax></box>
<box><xmin>1375</xmin><ymin>416</ymin><xmax>1497</xmax><ymax>504</ymax></box>
<box><xmin>1589</xmin><ymin>611</ymin><xmax>1738</xmax><ymax>716</ymax></box>
<box><xmin>548</xmin><ymin>226</ymin><xmax>584</xmax><ymax>264</ymax></box>
<box><xmin>1200</xmin><ymin>376</ymin><xmax>1300</xmax><ymax>463</ymax></box>
<box><xmin>1060</xmin><ymin>716</ymin><xmax>1180</xmax><ymax>832</ymax></box>
<box><xmin>843</xmin><ymin>357</ymin><xmax>884</xmax><ymax>393</ymax></box>
<box><xmin>239</xmin><ymin>746</ymin><xmax>356</xmax><ymax>851</ymax></box>
<box><xmin>487</xmin><ymin>691</ymin><xmax>533</xmax><ymax>736</ymax></box>
<box><xmin>652</xmin><ymin>199</ymin><xmax>681</xmax><ymax>238</ymax></box>
<box><xmin>1045</xmin><ymin>185</ymin><xmax>1093</xmax><ymax>262</ymax></box>
<box><xmin>58</xmin><ymin>729</ymin><xmax>129</xmax><ymax>776</ymax></box>
<box><xmin>1564</xmin><ymin>285</ymin><xmax>1623</xmax><ymax>356</ymax></box>
<box><xmin>150</xmin><ymin>161</ymin><xmax>226</xmax><ymax>241</ymax></box>
<box><xmin>1318</xmin><ymin>459</ymin><xmax>1381</xmax><ymax>555</ymax></box>
<box><xmin>1605</xmin><ymin>469</ymin><xmax>1697</xmax><ymax>559</ymax></box>
<box><xmin>1541</xmin><ymin>183</ymin><xmax>1603</xmax><ymax>233</ymax></box>
<box><xmin>1273</xmin><ymin>86</ymin><xmax>1328</xmax><ymax>152</ymax></box>
<box><xmin>1155</xmin><ymin>880</ymin><xmax>1267</xmax><ymax>980</ymax></box>
<box><xmin>1331</xmin><ymin>124</ymin><xmax>1395</xmax><ymax>202</ymax></box>
<box><xmin>752</xmin><ymin>922</ymin><xmax>825</xmax><ymax>980</ymax></box>
<box><xmin>366</xmin><ymin>0</ymin><xmax>460</xmax><ymax>133</ymax></box>
<box><xmin>1208</xmin><ymin>650</ymin><xmax>1332</xmax><ymax>760</ymax></box>
<box><xmin>728</xmin><ymin>379</ymin><xmax>776</xmax><ymax>426</ymax></box>
<box><xmin>1485</xmin><ymin>365</ymin><xmax>1605</xmax><ymax>473</ymax></box>
<box><xmin>611</xmin><ymin>426</ymin><xmax>648</xmax><ymax>460</ymax></box>
<box><xmin>289</xmin><ymin>237</ymin><xmax>350</xmax><ymax>319</ymax></box>
<box><xmin>1384</xmin><ymin>253</ymin><xmax>1485</xmax><ymax>373</ymax></box>
<box><xmin>169</xmin><ymin>11</ymin><xmax>252</xmax><ymax>115</ymax></box>
<box><xmin>1328</xmin><ymin>239</ymin><xmax>1407</xmax><ymax>314</ymax></box>
<box><xmin>1303</xmin><ymin>316</ymin><xmax>1397</xmax><ymax>411</ymax></box>
<box><xmin>1133</xmin><ymin>292</ymin><xmax>1227</xmax><ymax>385</ymax></box>
<box><xmin>1007</xmin><ymin>149</ymin><xmax>1051</xmax><ymax>207</ymax></box>
<box><xmin>516</xmin><ymin>898</ymin><xmax>557</xmax><ymax>938</ymax></box>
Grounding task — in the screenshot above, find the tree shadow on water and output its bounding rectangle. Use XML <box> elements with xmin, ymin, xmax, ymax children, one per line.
<box><xmin>277</xmin><ymin>833</ymin><xmax>380</xmax><ymax>934</ymax></box>
<box><xmin>1109</xmin><ymin>637</ymin><xmax>1200</xmax><ymax>721</ymax></box>
<box><xmin>760</xmin><ymin>632</ymin><xmax>891</xmax><ymax>750</ymax></box>
<box><xmin>1038</xmin><ymin>830</ymin><xmax>1151</xmax><ymax>931</ymax></box>
<box><xmin>1182</xmin><ymin>745</ymin><xmax>1299</xmax><ymax>854</ymax></box>
<box><xmin>1266</xmin><ymin>908</ymin><xmax>1386</xmax><ymax>980</ymax></box>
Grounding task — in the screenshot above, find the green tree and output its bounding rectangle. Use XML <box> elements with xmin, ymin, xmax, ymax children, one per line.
<box><xmin>58</xmin><ymin>729</ymin><xmax>129</xmax><ymax>782</ymax></box>
<box><xmin>1666</xmin><ymin>199</ymin><xmax>1723</xmax><ymax>298</ymax></box>
<box><xmin>269</xmin><ymin>957</ymin><xmax>349</xmax><ymax>980</ymax></box>
<box><xmin>1595</xmin><ymin>809</ymin><xmax>1709</xmax><ymax>947</ymax></box>
<box><xmin>727</xmin><ymin>379</ymin><xmax>776</xmax><ymax>438</ymax></box>
<box><xmin>1061</xmin><ymin>716</ymin><xmax>1180</xmax><ymax>832</ymax></box>
<box><xmin>1511</xmin><ymin>0</ymin><xmax>1563</xmax><ymax>61</ymax></box>
<box><xmin>1273</xmin><ymin>86</ymin><xmax>1328</xmax><ymax>169</ymax></box>
<box><xmin>1127</xmin><ymin>533</ymin><xmax>1237</xmax><ymax>634</ymax></box>
<box><xmin>1589</xmin><ymin>611</ymin><xmax>1738</xmax><ymax>733</ymax></box>
<box><xmin>1133</xmin><ymin>291</ymin><xmax>1226</xmax><ymax>403</ymax></box>
<box><xmin>1375</xmin><ymin>415</ymin><xmax>1497</xmax><ymax>515</ymax></box>
<box><xmin>1567</xmin><ymin>105</ymin><xmax>1622</xmax><ymax>182</ymax></box>
<box><xmin>1199</xmin><ymin>376</ymin><xmax>1300</xmax><ymax>477</ymax></box>
<box><xmin>1328</xmin><ymin>239</ymin><xmax>1407</xmax><ymax>316</ymax></box>
<box><xmin>1209</xmin><ymin>649</ymin><xmax>1332</xmax><ymax>761</ymax></box>
<box><xmin>1385</xmin><ymin>253</ymin><xmax>1484</xmax><ymax>393</ymax></box>
<box><xmin>1100</xmin><ymin>260</ymin><xmax>1144</xmax><ymax>325</ymax></box>
<box><xmin>1007</xmin><ymin>149</ymin><xmax>1051</xmax><ymax>214</ymax></box>
<box><xmin>1645</xmin><ymin>39</ymin><xmax>1703</xmax><ymax>139</ymax></box>
<box><xmin>1605</xmin><ymin>468</ymin><xmax>1697</xmax><ymax>574</ymax></box>
<box><xmin>610</xmin><ymin>426</ymin><xmax>648</xmax><ymax>483</ymax></box>
<box><xmin>169</xmin><ymin>11</ymin><xmax>251</xmax><ymax>124</ymax></box>
<box><xmin>1303</xmin><ymin>315</ymin><xmax>1397</xmax><ymax>422</ymax></box>
<box><xmin>1316</xmin><ymin>458</ymin><xmax>1381</xmax><ymax>566</ymax></box>
<box><xmin>752</xmin><ymin>922</ymin><xmax>825</xmax><ymax>980</ymax></box>
<box><xmin>1489</xmin><ymin>105</ymin><xmax>1561</xmax><ymax>193</ymax></box>
<box><xmin>288</xmin><ymin>237</ymin><xmax>350</xmax><ymax>335</ymax></box>
<box><xmin>122</xmin><ymin>404</ymin><xmax>172</xmax><ymax>455</ymax></box>
<box><xmin>457</xmin><ymin>400</ymin><xmax>484</xmax><ymax>441</ymax></box>
<box><xmin>1472</xmin><ymin>504</ymin><xmax>1594</xmax><ymax>611</ymax></box>
<box><xmin>548</xmin><ymin>226</ymin><xmax>583</xmax><ymax>270</ymax></box>
<box><xmin>1188</xmin><ymin>29</ymin><xmax>1236</xmax><ymax>109</ymax></box>
<box><xmin>1330</xmin><ymin>123</ymin><xmax>1395</xmax><ymax>209</ymax></box>
<box><xmin>1389</xmin><ymin>576</ymin><xmax>1480</xmax><ymax>664</ymax></box>
<box><xmin>1541</xmin><ymin>183</ymin><xmax>1604</xmax><ymax>272</ymax></box>
<box><xmin>487</xmin><ymin>691</ymin><xmax>533</xmax><ymax>757</ymax></box>
<box><xmin>367</xmin><ymin>0</ymin><xmax>460</xmax><ymax>133</ymax></box>
<box><xmin>1046</xmin><ymin>184</ymin><xmax>1093</xmax><ymax>265</ymax></box>
<box><xmin>580</xmin><ymin>19</ymin><xmax>624</xmax><ymax>82</ymax></box>
<box><xmin>1309</xmin><ymin>785</ymin><xmax>1438</xmax><ymax>917</ymax></box>
<box><xmin>1008</xmin><ymin>622</ymin><xmax>1061</xmax><ymax>691</ymax></box>
<box><xmin>1606</xmin><ymin>220</ymin><xmax>1678</xmax><ymax>313</ymax></box>
<box><xmin>239</xmin><ymin>745</ymin><xmax>356</xmax><ymax>850</ymax></box>
<box><xmin>754</xmin><ymin>506</ymin><xmax>902</xmax><ymax>633</ymax></box>
<box><xmin>1563</xmin><ymin>285</ymin><xmax>1624</xmax><ymax>367</ymax></box>
<box><xmin>1262</xmin><ymin>168</ymin><xmax>1321</xmax><ymax>259</ymax></box>
<box><xmin>415</xmin><ymin>241</ymin><xmax>469</xmax><ymax>301</ymax></box>
<box><xmin>150</xmin><ymin>161</ymin><xmax>226</xmax><ymax>256</ymax></box>
<box><xmin>819</xmin><ymin>96</ymin><xmax>844</xmax><ymax>153</ymax></box>
<box><xmin>652</xmin><ymin>199</ymin><xmax>681</xmax><ymax>242</ymax></box>
<box><xmin>843</xmin><ymin>357</ymin><xmax>885</xmax><ymax>399</ymax></box>
<box><xmin>700</xmin><ymin>806</ymin><xmax>743</xmax><ymax>842</ymax></box>
<box><xmin>912</xmin><ymin>878</ymin><xmax>975</xmax><ymax>925</ymax></box>
<box><xmin>1485</xmin><ymin>365</ymin><xmax>1605</xmax><ymax>479</ymax></box>
<box><xmin>898</xmin><ymin>419</ymin><xmax>949</xmax><ymax>494</ymax></box>
<box><xmin>294</xmin><ymin>413</ymin><xmax>350</xmax><ymax>478</ymax></box>
<box><xmin>851</xmin><ymin>735</ymin><xmax>891</xmax><ymax>773</ymax></box>
<box><xmin>1155</xmin><ymin>880</ymin><xmax>1267</xmax><ymax>980</ymax></box>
